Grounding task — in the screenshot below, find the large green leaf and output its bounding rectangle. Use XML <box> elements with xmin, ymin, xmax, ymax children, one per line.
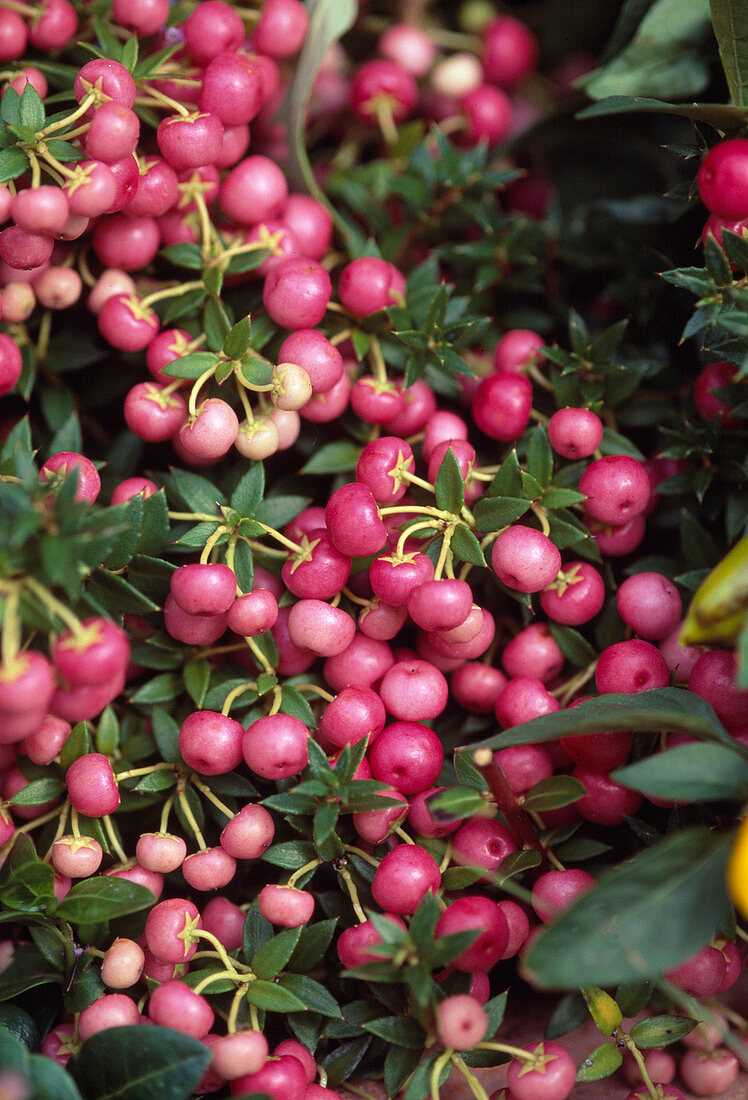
<box><xmin>524</xmin><ymin>828</ymin><xmax>733</xmax><ymax>989</ymax></box>
<box><xmin>464</xmin><ymin>688</ymin><xmax>734</xmax><ymax>754</ymax></box>
<box><xmin>71</xmin><ymin>1026</ymin><xmax>210</xmax><ymax>1100</ymax></box>
<box><xmin>577</xmin><ymin>96</ymin><xmax>746</xmax><ymax>128</ymax></box>
<box><xmin>710</xmin><ymin>0</ymin><xmax>748</xmax><ymax>108</ymax></box>
<box><xmin>612</xmin><ymin>742</ymin><xmax>748</xmax><ymax>802</ymax></box>
<box><xmin>56</xmin><ymin>878</ymin><xmax>155</xmax><ymax>924</ymax></box>
<box><xmin>581</xmin><ymin>0</ymin><xmax>712</xmax><ymax>100</ymax></box>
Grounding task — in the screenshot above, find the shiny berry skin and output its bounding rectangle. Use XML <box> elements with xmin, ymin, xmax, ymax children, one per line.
<box><xmin>371</xmin><ymin>843</ymin><xmax>441</xmax><ymax>914</ymax></box>
<box><xmin>40</xmin><ymin>451</ymin><xmax>101</xmax><ymax>504</ymax></box>
<box><xmin>616</xmin><ymin>571</ymin><xmax>682</xmax><ymax>640</ymax></box>
<box><xmin>595</xmin><ymin>639</ymin><xmax>670</xmax><ymax>694</ymax></box>
<box><xmin>264</xmin><ymin>258</ymin><xmax>332</xmax><ymax>330</ymax></box>
<box><xmin>435</xmin><ymin>896</ymin><xmax>510</xmax><ymax>971</ymax></box>
<box><xmin>179</xmin><ymin>711</ymin><xmax>244</xmax><ymax>775</ymax></box>
<box><xmin>482</xmin><ymin>16</ymin><xmax>539</xmax><ymax>89</ymax></box>
<box><xmin>408</xmin><ymin>578</ymin><xmax>474</xmax><ymax>631</ymax></box>
<box><xmin>220</xmin><ymin>155</ymin><xmax>288</xmax><ymax>225</ymax></box>
<box><xmin>183</xmin><ymin>0</ymin><xmax>243</xmax><ymax>64</ymax></box>
<box><xmin>351</xmin><ymin>59</ymin><xmax>418</xmax><ymax>125</ymax></box>
<box><xmin>506</xmin><ymin>1042</ymin><xmax>576</xmax><ymax>1100</ymax></box>
<box><xmin>451</xmin><ymin>817</ymin><xmax>518</xmax><ymax>880</ymax></box>
<box><xmin>694</xmin><ymin>360</ymin><xmax>746</xmax><ymax>426</ymax></box>
<box><xmin>0</xmin><ymin>332</ymin><xmax>22</xmax><ymax>396</ymax></box>
<box><xmin>170</xmin><ymin>563</ymin><xmax>237</xmax><ymax>616</ymax></box>
<box><xmin>436</xmin><ymin>994</ymin><xmax>489</xmax><ymax>1050</ymax></box>
<box><xmin>253</xmin><ymin>0</ymin><xmax>309</xmax><ymax>59</ymax></box>
<box><xmin>156</xmin><ymin>112</ymin><xmax>224</xmax><ymax>171</ymax></box>
<box><xmin>548</xmin><ymin>407</ymin><xmax>603</xmax><ymax>459</ymax></box>
<box><xmin>52</xmin><ymin>617</ymin><xmax>129</xmax><ymax>688</ymax></box>
<box><xmin>472</xmin><ymin>371</ymin><xmax>532</xmax><ymax>441</ymax></box>
<box><xmin>230</xmin><ymin>1053</ymin><xmax>307</xmax><ymax>1100</ymax></box>
<box><xmin>325</xmin><ymin>482</ymin><xmax>388</xmax><ymax>557</ymax></box>
<box><xmin>573</xmin><ymin>766</ymin><xmax>643</xmax><ymax>825</ymax></box>
<box><xmin>539</xmin><ymin>562</ymin><xmax>605</xmax><ymax>626</ymax></box>
<box><xmin>66</xmin><ymin>753</ymin><xmax>120</xmax><ymax>817</ymax></box>
<box><xmin>258</xmin><ymin>884</ymin><xmax>315</xmax><ymax>927</ymax></box>
<box><xmin>368</xmin><ymin>720</ymin><xmax>444</xmax><ymax>795</ymax></box>
<box><xmin>579</xmin><ymin>455</ymin><xmax>651</xmax><ymax>525</ymax></box>
<box><xmin>242</xmin><ymin>713</ymin><xmax>309</xmax><ymax>779</ymax></box>
<box><xmin>98</xmin><ymin>293</ymin><xmax>158</xmax><ymax>351</ymax></box>
<box><xmin>698</xmin><ymin>138</ymin><xmax>748</xmax><ymax>219</ymax></box>
<box><xmin>531</xmin><ymin>869</ymin><xmax>596</xmax><ymax>924</ymax></box>
<box><xmin>492</xmin><ymin>526</ymin><xmax>561</xmax><ymax>593</ymax></box>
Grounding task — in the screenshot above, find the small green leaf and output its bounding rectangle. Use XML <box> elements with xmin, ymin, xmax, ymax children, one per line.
<box><xmin>59</xmin><ymin>722</ymin><xmax>91</xmax><ymax>772</ymax></box>
<box><xmin>527</xmin><ymin>426</ymin><xmax>554</xmax><ymax>488</ymax></box>
<box><xmin>223</xmin><ymin>315</ymin><xmax>251</xmax><ymax>359</ymax></box>
<box><xmin>251</xmin><ymin>926</ymin><xmax>303</xmax><ymax>980</ymax></box>
<box><xmin>427</xmin><ymin>787</ymin><xmax>486</xmax><ymax>819</ymax></box>
<box><xmin>160</xmin><ymin>243</ymin><xmax>204</xmax><ymax>270</ymax></box>
<box><xmin>19</xmin><ymin>83</ymin><xmax>45</xmax><ymax>131</ymax></box>
<box><xmin>151</xmin><ymin>706</ymin><xmax>181</xmax><ymax>764</ymax></box>
<box><xmin>183</xmin><ymin>659</ymin><xmax>210</xmax><ymax>708</ymax></box>
<box><xmin>160</xmin><ymin>352</ymin><xmax>218</xmax><ymax>380</ymax></box>
<box><xmin>549</xmin><ymin>623</ymin><xmax>598</xmax><ymax>668</ymax></box>
<box><xmin>8</xmin><ymin>777</ymin><xmax>64</xmax><ymax>807</ymax></box>
<box><xmin>611</xmin><ymin>742</ymin><xmax>748</xmax><ymax>803</ymax></box>
<box><xmin>231</xmin><ymin>462</ymin><xmax>265</xmax><ymax>518</ymax></box>
<box><xmin>263</xmin><ymin>841</ymin><xmax>318</xmax><ymax>869</ymax></box>
<box><xmin>246</xmin><ymin>979</ymin><xmax>307</xmax><ymax>1013</ymax></box>
<box><xmin>243</xmin><ymin>904</ymin><xmax>273</xmax><ymax>962</ymax></box>
<box><xmin>204</xmin><ymin>295</ymin><xmax>232</xmax><ymax>351</ymax></box>
<box><xmin>279</xmin><ymin>972</ymin><xmax>343</xmax><ymax>1017</ymax></box>
<box><xmin>56</xmin><ymin>878</ymin><xmax>155</xmax><ymax>924</ymax></box>
<box><xmin>576</xmin><ymin>1042</ymin><xmax>623</xmax><ymax>1082</ymax></box>
<box><xmin>0</xmin><ymin>145</ymin><xmax>28</xmax><ymax>184</ymax></box>
<box><xmin>629</xmin><ymin>1013</ymin><xmax>696</xmax><ymax>1048</ymax></box>
<box><xmin>581</xmin><ymin>986</ymin><xmax>623</xmax><ymax>1035</ymax></box>
<box><xmin>473</xmin><ymin>496</ymin><xmax>531</xmax><ymax>531</ymax></box>
<box><xmin>302</xmin><ymin>440</ymin><xmax>362</xmax><ymax>474</ymax></box>
<box><xmin>450</xmin><ymin>523</ymin><xmax>487</xmax><ymax>567</ymax></box>
<box><xmin>710</xmin><ymin>0</ymin><xmax>748</xmax><ymax>108</ymax></box>
<box><xmin>363</xmin><ymin>1015</ymin><xmax>426</xmax><ymax>1048</ymax></box>
<box><xmin>434</xmin><ymin>447</ymin><xmax>465</xmax><ymax>514</ymax></box>
<box><xmin>522</xmin><ymin>776</ymin><xmax>586</xmax><ymax>813</ymax></box>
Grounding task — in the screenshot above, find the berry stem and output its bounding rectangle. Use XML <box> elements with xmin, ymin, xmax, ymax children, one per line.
<box><xmin>622</xmin><ymin>1035</ymin><xmax>659</xmax><ymax>1100</ymax></box>
<box><xmin>221</xmin><ymin>680</ymin><xmax>259</xmax><ymax>716</ymax></box>
<box><xmin>0</xmin><ymin>583</ymin><xmax>22</xmax><ymax>669</ymax></box>
<box><xmin>433</xmin><ymin>525</ymin><xmax>455</xmax><ymax>581</ymax></box>
<box><xmin>397</xmin><ymin>519</ymin><xmax>440</xmax><ymax>557</ymax></box>
<box><xmin>246</xmin><ymin>636</ymin><xmax>275</xmax><ymax>676</ymax></box>
<box><xmin>254</xmin><ymin>520</ymin><xmax>303</xmax><ymax>554</ymax></box>
<box><xmin>337</xmin><ymin>863</ymin><xmax>368</xmax><ymax>923</ymax></box>
<box><xmin>189</xmin><ymin>776</ymin><xmax>235</xmax><ymax>821</ymax></box>
<box><xmin>475</xmin><ymin>1041</ymin><xmax>538</xmax><ymax>1062</ymax></box>
<box><xmin>135</xmin><ymin>83</ymin><xmax>191</xmax><ymax>116</ymax></box>
<box><xmin>168</xmin><ymin>510</ymin><xmax>223</xmax><ymax>524</ymax></box>
<box><xmin>227</xmin><ymin>984</ymin><xmax>245</xmax><ymax>1034</ymax></box>
<box><xmin>102</xmin><ymin>814</ymin><xmax>128</xmax><ymax>864</ymax></box>
<box><xmin>450</xmin><ymin>1053</ymin><xmax>490</xmax><ymax>1100</ymax></box>
<box><xmin>176</xmin><ymin>782</ymin><xmax>207</xmax><ymax>850</ymax></box>
<box><xmin>192</xmin><ymin>928</ymin><xmax>246</xmax><ymax>981</ymax></box>
<box><xmin>393</xmin><ymin>826</ymin><xmax>415</xmax><ymax>845</ymax></box>
<box><xmin>24</xmin><ymin>578</ymin><xmax>83</xmax><ymax>636</ymax></box>
<box><xmin>159</xmin><ymin>794</ymin><xmax>174</xmax><ymax>834</ymax></box>
<box><xmin>199</xmin><ymin>524</ymin><xmax>230</xmax><ymax>565</ymax></box>
<box><xmin>295</xmin><ymin>682</ymin><xmax>335</xmax><ymax>702</ymax></box>
<box><xmin>550</xmin><ymin>658</ymin><xmax>597</xmax><ymax>707</ymax></box>
<box><xmin>116</xmin><ymin>762</ymin><xmax>175</xmax><ymax>781</ymax></box>
<box><xmin>472</xmin><ymin>748</ymin><xmax>546</xmax><ymax>858</ymax></box>
<box><xmin>530</xmin><ymin>503</ymin><xmax>550</xmax><ymax>538</ymax></box>
<box><xmin>287</xmin><ymin>857</ymin><xmax>323</xmax><ymax>887</ymax></box>
<box><xmin>38</xmin><ymin>92</ymin><xmax>97</xmax><ymax>139</ymax></box>
<box><xmin>430</xmin><ymin>1049</ymin><xmax>452</xmax><ymax>1100</ymax></box>
<box><xmin>192</xmin><ymin>968</ymin><xmax>240</xmax><ymax>997</ymax></box>
<box><xmin>140</xmin><ymin>280</ymin><xmax>205</xmax><ymax>311</ymax></box>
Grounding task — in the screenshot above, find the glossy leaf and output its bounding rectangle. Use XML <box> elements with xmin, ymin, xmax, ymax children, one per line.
<box><xmin>279</xmin><ymin>972</ymin><xmax>343</xmax><ymax>1017</ymax></box>
<box><xmin>629</xmin><ymin>1013</ymin><xmax>696</xmax><ymax>1047</ymax></box>
<box><xmin>711</xmin><ymin>0</ymin><xmax>748</xmax><ymax>107</ymax></box>
<box><xmin>246</xmin><ymin>979</ymin><xmax>307</xmax><ymax>1012</ymax></box>
<box><xmin>56</xmin><ymin>878</ymin><xmax>155</xmax><ymax>924</ymax></box>
<box><xmin>251</xmin><ymin>926</ymin><xmax>303</xmax><ymax>981</ymax></box>
<box><xmin>576</xmin><ymin>1041</ymin><xmax>623</xmax><ymax>1082</ymax></box>
<box><xmin>434</xmin><ymin>446</ymin><xmax>465</xmax><ymax>514</ymax></box>
<box><xmin>611</xmin><ymin>742</ymin><xmax>748</xmax><ymax>802</ymax></box>
<box><xmin>524</xmin><ymin>828</ymin><xmax>733</xmax><ymax>988</ymax></box>
<box><xmin>71</xmin><ymin>1025</ymin><xmax>210</xmax><ymax>1100</ymax></box>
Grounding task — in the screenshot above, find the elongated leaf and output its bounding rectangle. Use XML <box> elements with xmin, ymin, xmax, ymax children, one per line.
<box><xmin>612</xmin><ymin>742</ymin><xmax>748</xmax><ymax>802</ymax></box>
<box><xmin>434</xmin><ymin>447</ymin><xmax>464</xmax><ymax>514</ymax></box>
<box><xmin>524</xmin><ymin>828</ymin><xmax>733</xmax><ymax>988</ymax></box>
<box><xmin>246</xmin><ymin>979</ymin><xmax>307</xmax><ymax>1012</ymax></box>
<box><xmin>576</xmin><ymin>1042</ymin><xmax>623</xmax><ymax>1082</ymax></box>
<box><xmin>279</xmin><ymin>972</ymin><xmax>343</xmax><ymax>1017</ymax></box>
<box><xmin>473</xmin><ymin>496</ymin><xmax>531</xmax><ymax>531</ymax></box>
<box><xmin>0</xmin><ymin>946</ymin><xmax>62</xmax><ymax>1002</ymax></box>
<box><xmin>630</xmin><ymin>1014</ymin><xmax>696</xmax><ymax>1048</ymax></box>
<box><xmin>283</xmin><ymin>0</ymin><xmax>357</xmax><ymax>207</ymax></box>
<box><xmin>302</xmin><ymin>440</ymin><xmax>361</xmax><ymax>474</ymax></box>
<box><xmin>231</xmin><ymin>463</ymin><xmax>265</xmax><ymax>518</ymax></box>
<box><xmin>711</xmin><ymin>0</ymin><xmax>748</xmax><ymax>108</ymax></box>
<box><xmin>363</xmin><ymin>1015</ymin><xmax>426</xmax><ymax>1048</ymax></box>
<box><xmin>465</xmin><ymin>688</ymin><xmax>734</xmax><ymax>754</ymax></box>
<box><xmin>56</xmin><ymin>878</ymin><xmax>154</xmax><ymax>923</ymax></box>
<box><xmin>577</xmin><ymin>96</ymin><xmax>746</xmax><ymax>128</ymax></box>
<box><xmin>71</xmin><ymin>1026</ymin><xmax>210</xmax><ymax>1100</ymax></box>
<box><xmin>251</xmin><ymin>926</ymin><xmax>303</xmax><ymax>981</ymax></box>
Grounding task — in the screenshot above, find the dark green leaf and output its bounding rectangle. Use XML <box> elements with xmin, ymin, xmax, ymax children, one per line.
<box><xmin>302</xmin><ymin>441</ymin><xmax>362</xmax><ymax>475</ymax></box>
<box><xmin>262</xmin><ymin>841</ymin><xmax>318</xmax><ymax>869</ymax></box>
<box><xmin>71</xmin><ymin>1026</ymin><xmax>210</xmax><ymax>1100</ymax></box>
<box><xmin>629</xmin><ymin>1013</ymin><xmax>696</xmax><ymax>1047</ymax></box>
<box><xmin>8</xmin><ymin>777</ymin><xmax>64</xmax><ymax>807</ymax></box>
<box><xmin>710</xmin><ymin>0</ymin><xmax>748</xmax><ymax>108</ymax></box>
<box><xmin>611</xmin><ymin>742</ymin><xmax>748</xmax><ymax>802</ymax></box>
<box><xmin>489</xmin><ymin>450</ymin><xmax>523</xmax><ymax>497</ymax></box>
<box><xmin>204</xmin><ymin>295</ymin><xmax>231</xmax><ymax>352</ymax></box>
<box><xmin>434</xmin><ymin>447</ymin><xmax>464</xmax><ymax>514</ymax></box>
<box><xmin>60</xmin><ymin>722</ymin><xmax>91</xmax><ymax>772</ymax></box>
<box><xmin>384</xmin><ymin>1045</ymin><xmax>422</xmax><ymax>1098</ymax></box>
<box><xmin>160</xmin><ymin>352</ymin><xmax>217</xmax><ymax>380</ymax></box>
<box><xmin>322</xmin><ymin>1036</ymin><xmax>371</xmax><ymax>1089</ymax></box>
<box><xmin>542</xmin><ymin>488</ymin><xmax>588</xmax><ymax>509</ymax></box>
<box><xmin>473</xmin><ymin>496</ymin><xmax>531</xmax><ymax>531</ymax></box>
<box><xmin>56</xmin><ymin>878</ymin><xmax>154</xmax><ymax>924</ymax></box>
<box><xmin>223</xmin><ymin>315</ymin><xmax>251</xmax><ymax>359</ymax></box>
<box><xmin>246</xmin><ymin>979</ymin><xmax>307</xmax><ymax>1012</ymax></box>
<box><xmin>231</xmin><ymin>463</ymin><xmax>265</xmax><ymax>518</ymax></box>
<box><xmin>0</xmin><ymin>145</ymin><xmax>29</xmax><ymax>184</ymax></box>
<box><xmin>183</xmin><ymin>659</ymin><xmax>210</xmax><ymax>708</ymax></box>
<box><xmin>19</xmin><ymin>83</ymin><xmax>44</xmax><ymax>131</ymax></box>
<box><xmin>522</xmin><ymin>776</ymin><xmax>586</xmax><ymax>812</ymax></box>
<box><xmin>129</xmin><ymin>672</ymin><xmax>182</xmax><ymax>706</ymax></box>
<box><xmin>363</xmin><ymin>1015</ymin><xmax>426</xmax><ymax>1047</ymax></box>
<box><xmin>466</xmin><ymin>688</ymin><xmax>734</xmax><ymax>753</ymax></box>
<box><xmin>577</xmin><ymin>96</ymin><xmax>745</xmax><ymax>128</ymax></box>
<box><xmin>169</xmin><ymin>468</ymin><xmax>225</xmax><ymax>514</ymax></box>
<box><xmin>576</xmin><ymin>1042</ymin><xmax>623</xmax><ymax>1082</ymax></box>
<box><xmin>160</xmin><ymin>243</ymin><xmax>204</xmax><ymax>270</ymax></box>
<box><xmin>0</xmin><ymin>946</ymin><xmax>62</xmax><ymax>1002</ymax></box>
<box><xmin>403</xmin><ymin>1052</ymin><xmax>450</xmax><ymax>1100</ymax></box>
<box><xmin>243</xmin><ymin>905</ymin><xmax>274</xmax><ymax>961</ymax></box>
<box><xmin>251</xmin><ymin>926</ymin><xmax>303</xmax><ymax>981</ymax></box>
<box><xmin>615</xmin><ymin>981</ymin><xmax>653</xmax><ymax>1017</ymax></box>
<box><xmin>527</xmin><ymin>426</ymin><xmax>554</xmax><ymax>488</ymax></box>
<box><xmin>549</xmin><ymin>623</ymin><xmax>598</xmax><ymax>667</ymax></box>
<box><xmin>524</xmin><ymin>828</ymin><xmax>733</xmax><ymax>988</ymax></box>
<box><xmin>151</xmin><ymin>707</ymin><xmax>181</xmax><ymax>764</ymax></box>
<box><xmin>450</xmin><ymin>523</ymin><xmax>487</xmax><ymax>567</ymax></box>
<box><xmin>279</xmin><ymin>973</ymin><xmax>342</xmax><ymax>1017</ymax></box>
<box><xmin>546</xmin><ymin>991</ymin><xmax>589</xmax><ymax>1039</ymax></box>
<box><xmin>288</xmin><ymin>919</ymin><xmax>337</xmax><ymax>972</ymax></box>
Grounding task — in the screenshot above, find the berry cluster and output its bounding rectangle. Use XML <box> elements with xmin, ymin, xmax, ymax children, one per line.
<box><xmin>0</xmin><ymin>3</ymin><xmax>746</xmax><ymax>1100</ymax></box>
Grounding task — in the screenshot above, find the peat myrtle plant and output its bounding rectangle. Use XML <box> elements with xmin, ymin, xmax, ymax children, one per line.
<box><xmin>1</xmin><ymin>1</ymin><xmax>748</xmax><ymax>1100</ymax></box>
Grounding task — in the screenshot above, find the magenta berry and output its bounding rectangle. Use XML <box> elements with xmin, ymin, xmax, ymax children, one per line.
<box><xmin>66</xmin><ymin>753</ymin><xmax>120</xmax><ymax>817</ymax></box>
<box><xmin>506</xmin><ymin>1042</ymin><xmax>576</xmax><ymax>1100</ymax></box>
<box><xmin>179</xmin><ymin>711</ymin><xmax>244</xmax><ymax>775</ymax></box>
<box><xmin>368</xmin><ymin>720</ymin><xmax>444</xmax><ymax>795</ymax></box>
<box><xmin>371</xmin><ymin>843</ymin><xmax>441</xmax><ymax>914</ymax></box>
<box><xmin>595</xmin><ymin>639</ymin><xmax>670</xmax><ymax>694</ymax></box>
<box><xmin>258</xmin><ymin>884</ymin><xmax>315</xmax><ymax>927</ymax></box>
<box><xmin>472</xmin><ymin>371</ymin><xmax>532</xmax><ymax>441</ymax></box>
<box><xmin>579</xmin><ymin>455</ymin><xmax>651</xmax><ymax>525</ymax></box>
<box><xmin>435</xmin><ymin>896</ymin><xmax>510</xmax><ymax>971</ymax></box>
<box><xmin>616</xmin><ymin>571</ymin><xmax>682</xmax><ymax>640</ymax></box>
<box><xmin>242</xmin><ymin>713</ymin><xmax>309</xmax><ymax>779</ymax></box>
<box><xmin>492</xmin><ymin>526</ymin><xmax>561</xmax><ymax>593</ymax></box>
<box><xmin>436</xmin><ymin>994</ymin><xmax>489</xmax><ymax>1050</ymax></box>
<box><xmin>548</xmin><ymin>407</ymin><xmax>604</xmax><ymax>459</ymax></box>
<box><xmin>170</xmin><ymin>563</ymin><xmax>237</xmax><ymax>616</ymax></box>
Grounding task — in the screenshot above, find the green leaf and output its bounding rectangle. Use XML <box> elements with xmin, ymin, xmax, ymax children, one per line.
<box><xmin>428</xmin><ymin>786</ymin><xmax>487</xmax><ymax>820</ymax></box>
<box><xmin>710</xmin><ymin>0</ymin><xmax>748</xmax><ymax>108</ymax></box>
<box><xmin>384</xmin><ymin>1045</ymin><xmax>422</xmax><ymax>1098</ymax></box>
<box><xmin>549</xmin><ymin>623</ymin><xmax>598</xmax><ymax>667</ymax></box>
<box><xmin>489</xmin><ymin>450</ymin><xmax>523</xmax><ymax>497</ymax></box>
<box><xmin>527</xmin><ymin>426</ymin><xmax>554</xmax><ymax>489</ymax></box>
<box><xmin>580</xmin><ymin>0</ymin><xmax>712</xmax><ymax>100</ymax></box>
<box><xmin>0</xmin><ymin>945</ymin><xmax>62</xmax><ymax>1002</ymax></box>
<box><xmin>363</xmin><ymin>1015</ymin><xmax>426</xmax><ymax>1048</ymax></box>
<box><xmin>279</xmin><ymin>972</ymin><xmax>343</xmax><ymax>1017</ymax></box>
<box><xmin>160</xmin><ymin>352</ymin><xmax>217</xmax><ymax>380</ymax></box>
<box><xmin>576</xmin><ymin>1042</ymin><xmax>623</xmax><ymax>1082</ymax></box>
<box><xmin>8</xmin><ymin>777</ymin><xmax>64</xmax><ymax>807</ymax></box>
<box><xmin>288</xmin><ymin>919</ymin><xmax>337</xmax><ymax>972</ymax></box>
<box><xmin>160</xmin><ymin>243</ymin><xmax>204</xmax><ymax>270</ymax></box>
<box><xmin>223</xmin><ymin>315</ymin><xmax>251</xmax><ymax>359</ymax></box>
<box><xmin>262</xmin><ymin>840</ymin><xmax>318</xmax><ymax>869</ymax></box>
<box><xmin>168</xmin><ymin>468</ymin><xmax>225</xmax><ymax>514</ymax></box>
<box><xmin>465</xmin><ymin>688</ymin><xmax>735</xmax><ymax>754</ymax></box>
<box><xmin>403</xmin><ymin>1052</ymin><xmax>450</xmax><ymax>1100</ymax></box>
<box><xmin>56</xmin><ymin>878</ymin><xmax>155</xmax><ymax>924</ymax></box>
<box><xmin>183</xmin><ymin>659</ymin><xmax>210</xmax><ymax>708</ymax></box>
<box><xmin>522</xmin><ymin>776</ymin><xmax>586</xmax><ymax>813</ymax></box>
<box><xmin>542</xmin><ymin>488</ymin><xmax>588</xmax><ymax>509</ymax></box>
<box><xmin>450</xmin><ymin>523</ymin><xmax>486</xmax><ymax>567</ymax></box>
<box><xmin>473</xmin><ymin>496</ymin><xmax>531</xmax><ymax>531</ymax></box>
<box><xmin>251</xmin><ymin>926</ymin><xmax>303</xmax><ymax>981</ymax></box>
<box><xmin>434</xmin><ymin>447</ymin><xmax>465</xmax><ymax>515</ymax></box>
<box><xmin>60</xmin><ymin>722</ymin><xmax>91</xmax><ymax>772</ymax></box>
<box><xmin>151</xmin><ymin>707</ymin><xmax>181</xmax><ymax>764</ymax></box>
<box><xmin>611</xmin><ymin>742</ymin><xmax>748</xmax><ymax>802</ymax></box>
<box><xmin>576</xmin><ymin>96</ymin><xmax>745</xmax><ymax>128</ymax></box>
<box><xmin>71</xmin><ymin>1026</ymin><xmax>210</xmax><ymax>1100</ymax></box>
<box><xmin>524</xmin><ymin>828</ymin><xmax>733</xmax><ymax>989</ymax></box>
<box><xmin>629</xmin><ymin>1013</ymin><xmax>696</xmax><ymax>1047</ymax></box>
<box><xmin>19</xmin><ymin>83</ymin><xmax>45</xmax><ymax>132</ymax></box>
<box><xmin>204</xmin><ymin>295</ymin><xmax>232</xmax><ymax>352</ymax></box>
<box><xmin>283</xmin><ymin>0</ymin><xmax>357</xmax><ymax>223</ymax></box>
<box><xmin>130</xmin><ymin>672</ymin><xmax>182</xmax><ymax>706</ymax></box>
<box><xmin>615</xmin><ymin>981</ymin><xmax>653</xmax><ymax>1017</ymax></box>
<box><xmin>255</xmin><ymin>494</ymin><xmax>310</xmax><ymax>530</ymax></box>
<box><xmin>243</xmin><ymin>904</ymin><xmax>274</xmax><ymax>961</ymax></box>
<box><xmin>0</xmin><ymin>145</ymin><xmax>29</xmax><ymax>184</ymax></box>
<box><xmin>581</xmin><ymin>986</ymin><xmax>623</xmax><ymax>1035</ymax></box>
<box><xmin>302</xmin><ymin>440</ymin><xmax>362</xmax><ymax>474</ymax></box>
<box><xmin>246</xmin><ymin>979</ymin><xmax>307</xmax><ymax>1013</ymax></box>
<box><xmin>231</xmin><ymin>463</ymin><xmax>265</xmax><ymax>518</ymax></box>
